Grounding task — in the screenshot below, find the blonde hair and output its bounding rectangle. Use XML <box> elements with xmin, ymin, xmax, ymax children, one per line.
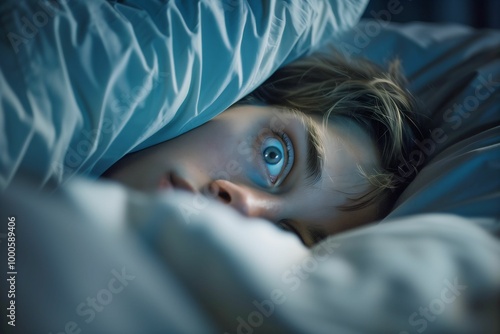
<box><xmin>237</xmin><ymin>51</ymin><xmax>421</xmax><ymax>216</ymax></box>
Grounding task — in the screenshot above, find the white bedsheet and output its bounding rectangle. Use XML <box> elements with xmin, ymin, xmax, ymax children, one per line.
<box><xmin>1</xmin><ymin>177</ymin><xmax>498</xmax><ymax>333</ymax></box>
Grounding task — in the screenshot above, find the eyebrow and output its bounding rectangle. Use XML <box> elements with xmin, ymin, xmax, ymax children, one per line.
<box><xmin>275</xmin><ymin>108</ymin><xmax>324</xmax><ymax>186</ymax></box>
<box><xmin>301</xmin><ymin>115</ymin><xmax>324</xmax><ymax>186</ymax></box>
<box><xmin>292</xmin><ymin>114</ymin><xmax>327</xmax><ymax>245</ymax></box>
<box><xmin>276</xmin><ymin>111</ymin><xmax>328</xmax><ymax>245</ymax></box>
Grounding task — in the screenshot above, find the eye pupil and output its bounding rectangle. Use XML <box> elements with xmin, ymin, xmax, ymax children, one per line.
<box><xmin>263</xmin><ymin>146</ymin><xmax>282</xmax><ymax>165</ymax></box>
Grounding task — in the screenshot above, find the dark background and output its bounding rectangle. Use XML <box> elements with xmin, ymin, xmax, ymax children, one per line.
<box><xmin>362</xmin><ymin>0</ymin><xmax>500</xmax><ymax>29</ymax></box>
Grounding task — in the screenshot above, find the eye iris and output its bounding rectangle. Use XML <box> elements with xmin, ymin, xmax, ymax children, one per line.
<box><xmin>263</xmin><ymin>146</ymin><xmax>282</xmax><ymax>165</ymax></box>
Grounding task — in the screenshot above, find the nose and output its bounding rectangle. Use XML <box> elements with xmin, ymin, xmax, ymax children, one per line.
<box><xmin>206</xmin><ymin>179</ymin><xmax>280</xmax><ymax>219</ymax></box>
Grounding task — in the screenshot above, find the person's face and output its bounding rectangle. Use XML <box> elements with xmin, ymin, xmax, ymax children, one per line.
<box><xmin>105</xmin><ymin>105</ymin><xmax>381</xmax><ymax>246</ymax></box>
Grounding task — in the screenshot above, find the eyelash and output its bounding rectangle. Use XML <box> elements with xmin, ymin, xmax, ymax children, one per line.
<box><xmin>263</xmin><ymin>131</ymin><xmax>294</xmax><ymax>187</ymax></box>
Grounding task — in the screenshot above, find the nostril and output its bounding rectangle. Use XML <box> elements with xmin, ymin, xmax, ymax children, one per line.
<box><xmin>207</xmin><ymin>182</ymin><xmax>231</xmax><ymax>203</ymax></box>
<box><xmin>218</xmin><ymin>189</ymin><xmax>231</xmax><ymax>203</ymax></box>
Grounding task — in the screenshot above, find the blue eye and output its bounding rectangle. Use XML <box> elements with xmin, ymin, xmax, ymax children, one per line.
<box><xmin>262</xmin><ymin>138</ymin><xmax>284</xmax><ymax>181</ymax></box>
<box><xmin>261</xmin><ymin>133</ymin><xmax>294</xmax><ymax>185</ymax></box>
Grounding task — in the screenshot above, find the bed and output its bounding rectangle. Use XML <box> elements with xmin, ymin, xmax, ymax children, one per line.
<box><xmin>1</xmin><ymin>1</ymin><xmax>499</xmax><ymax>333</ymax></box>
